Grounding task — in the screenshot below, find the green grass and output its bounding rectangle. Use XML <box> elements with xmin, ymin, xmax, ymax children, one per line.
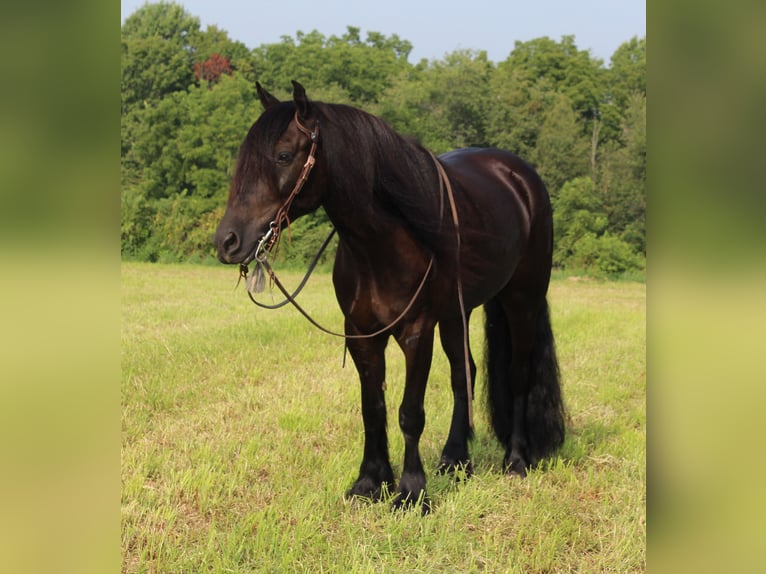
<box><xmin>122</xmin><ymin>262</ymin><xmax>645</xmax><ymax>573</ymax></box>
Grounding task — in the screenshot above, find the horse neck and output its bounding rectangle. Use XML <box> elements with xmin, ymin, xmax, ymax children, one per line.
<box><xmin>321</xmin><ymin>188</ymin><xmax>400</xmax><ymax>246</ymax></box>
<box><xmin>318</xmin><ymin>104</ymin><xmax>441</xmax><ymax>264</ymax></box>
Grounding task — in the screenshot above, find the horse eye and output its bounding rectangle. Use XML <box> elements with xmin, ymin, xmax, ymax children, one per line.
<box><xmin>276</xmin><ymin>151</ymin><xmax>293</xmax><ymax>164</ymax></box>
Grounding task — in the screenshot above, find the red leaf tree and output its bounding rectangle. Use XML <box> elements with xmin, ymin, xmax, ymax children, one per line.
<box><xmin>193</xmin><ymin>53</ymin><xmax>232</xmax><ymax>86</ymax></box>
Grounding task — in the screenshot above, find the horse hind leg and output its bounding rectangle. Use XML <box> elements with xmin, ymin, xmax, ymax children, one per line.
<box><xmin>436</xmin><ymin>314</ymin><xmax>476</xmax><ymax>477</ymax></box>
<box><xmin>484</xmin><ymin>292</ymin><xmax>565</xmax><ymax>477</ymax></box>
<box><xmin>505</xmin><ymin>303</ymin><xmax>537</xmax><ymax>476</ymax></box>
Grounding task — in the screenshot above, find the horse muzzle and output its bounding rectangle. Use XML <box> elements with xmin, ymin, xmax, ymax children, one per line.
<box><xmin>215</xmin><ymin>221</ymin><xmax>277</xmax><ymax>265</ymax></box>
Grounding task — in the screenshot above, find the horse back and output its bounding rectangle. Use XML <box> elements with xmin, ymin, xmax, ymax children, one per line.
<box><xmin>438</xmin><ymin>147</ymin><xmax>551</xmax><ymax>229</ymax></box>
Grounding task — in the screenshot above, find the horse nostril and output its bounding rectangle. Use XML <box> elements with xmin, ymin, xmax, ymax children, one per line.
<box><xmin>222</xmin><ymin>231</ymin><xmax>239</xmax><ymax>254</ymax></box>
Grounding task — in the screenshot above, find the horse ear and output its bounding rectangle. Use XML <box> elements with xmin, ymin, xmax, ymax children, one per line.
<box><xmin>256</xmin><ymin>82</ymin><xmax>280</xmax><ymax>110</ymax></box>
<box><xmin>291</xmin><ymin>80</ymin><xmax>311</xmax><ymax>119</ymax></box>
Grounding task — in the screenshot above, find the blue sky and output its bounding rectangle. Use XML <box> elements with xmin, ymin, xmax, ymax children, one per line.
<box><xmin>120</xmin><ymin>0</ymin><xmax>645</xmax><ymax>64</ymax></box>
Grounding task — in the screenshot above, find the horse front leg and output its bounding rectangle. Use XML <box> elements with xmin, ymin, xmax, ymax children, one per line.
<box><xmin>345</xmin><ymin>330</ymin><xmax>394</xmax><ymax>501</ymax></box>
<box><xmin>393</xmin><ymin>322</ymin><xmax>436</xmax><ymax>514</ymax></box>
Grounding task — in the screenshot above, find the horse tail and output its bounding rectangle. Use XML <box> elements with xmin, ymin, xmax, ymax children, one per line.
<box><xmin>484</xmin><ymin>297</ymin><xmax>566</xmax><ymax>464</ymax></box>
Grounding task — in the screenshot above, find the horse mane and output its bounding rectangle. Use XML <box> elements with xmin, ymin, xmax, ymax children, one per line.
<box><xmin>234</xmin><ymin>99</ymin><xmax>446</xmax><ymax>251</ymax></box>
<box><xmin>320</xmin><ymin>103</ymin><xmax>443</xmax><ymax>239</ymax></box>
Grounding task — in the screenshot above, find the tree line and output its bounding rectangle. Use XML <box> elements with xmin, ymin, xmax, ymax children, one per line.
<box><xmin>121</xmin><ymin>2</ymin><xmax>645</xmax><ymax>278</ymax></box>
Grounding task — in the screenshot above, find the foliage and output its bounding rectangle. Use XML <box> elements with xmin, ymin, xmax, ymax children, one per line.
<box><xmin>132</xmin><ymin>194</ymin><xmax>224</xmax><ymax>263</ymax></box>
<box><xmin>253</xmin><ymin>26</ymin><xmax>412</xmax><ymax>104</ymax></box>
<box><xmin>531</xmin><ymin>92</ymin><xmax>591</xmax><ymax>195</ymax></box>
<box><xmin>374</xmin><ymin>49</ymin><xmax>494</xmax><ymax>153</ymax></box>
<box><xmin>120</xmin><ymin>3</ymin><xmax>646</xmax><ymax>277</ymax></box>
<box><xmin>596</xmin><ymin>92</ymin><xmax>646</xmax><ymax>255</ymax></box>
<box><xmin>569</xmin><ymin>232</ymin><xmax>645</xmax><ymax>279</ymax></box>
<box><xmin>553</xmin><ymin>177</ymin><xmax>644</xmax><ymax>278</ymax></box>
<box><xmin>273</xmin><ymin>208</ymin><xmax>337</xmax><ymax>269</ymax></box>
<box><xmin>120</xmin><ymin>2</ymin><xmax>200</xmax><ymax>112</ymax></box>
<box><xmin>502</xmin><ymin>35</ymin><xmax>603</xmax><ymax>124</ymax></box>
<box><xmin>120</xmin><ymin>186</ymin><xmax>153</xmax><ymax>257</ymax></box>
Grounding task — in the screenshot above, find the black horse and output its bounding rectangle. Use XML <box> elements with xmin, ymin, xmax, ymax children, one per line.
<box><xmin>215</xmin><ymin>81</ymin><xmax>565</xmax><ymax>512</ymax></box>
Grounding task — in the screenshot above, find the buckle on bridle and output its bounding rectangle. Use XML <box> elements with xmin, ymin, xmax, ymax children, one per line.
<box><xmin>255</xmin><ymin>221</ymin><xmax>279</xmax><ymax>263</ymax></box>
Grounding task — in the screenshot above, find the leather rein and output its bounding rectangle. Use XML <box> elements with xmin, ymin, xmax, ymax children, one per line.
<box><xmin>237</xmin><ymin>110</ymin><xmax>474</xmax><ymax>425</ymax></box>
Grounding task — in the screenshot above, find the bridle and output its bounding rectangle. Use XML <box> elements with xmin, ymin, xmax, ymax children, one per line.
<box><xmin>242</xmin><ymin>110</ymin><xmax>320</xmax><ymax>267</ymax></box>
<box><xmin>236</xmin><ymin>110</ymin><xmax>475</xmax><ymax>426</ymax></box>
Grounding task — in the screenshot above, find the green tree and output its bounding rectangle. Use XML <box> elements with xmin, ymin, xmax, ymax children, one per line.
<box><xmin>373</xmin><ymin>66</ymin><xmax>434</xmax><ymax>144</ymax></box>
<box><xmin>120</xmin><ymin>2</ymin><xmax>201</xmax><ymax>112</ymax></box>
<box><xmin>606</xmin><ymin>37</ymin><xmax>646</xmax><ymax>112</ymax></box>
<box><xmin>126</xmin><ymin>90</ymin><xmax>189</xmax><ymax>201</ymax></box>
<box><xmin>530</xmin><ymin>92</ymin><xmax>590</xmax><ymax>195</ymax></box>
<box><xmin>596</xmin><ymin>92</ymin><xmax>646</xmax><ymax>253</ymax></box>
<box><xmin>121</xmin><ymin>185</ymin><xmax>153</xmax><ymax>257</ymax></box>
<box><xmin>596</xmin><ymin>36</ymin><xmax>646</xmax><ymax>146</ymax></box>
<box><xmin>254</xmin><ymin>27</ymin><xmax>412</xmax><ymax>104</ymax></box>
<box><xmin>553</xmin><ymin>177</ymin><xmax>644</xmax><ymax>277</ymax></box>
<box><xmin>176</xmin><ymin>74</ymin><xmax>258</xmax><ymax>199</ymax></box>
<box><xmin>568</xmin><ymin>231</ymin><xmax>644</xmax><ymax>278</ymax></box>
<box><xmin>119</xmin><ymin>3</ymin><xmax>646</xmax><ymax>270</ymax></box>
<box><xmin>121</xmin><ymin>89</ymin><xmax>189</xmax><ymax>257</ymax></box>
<box><xmin>553</xmin><ymin>177</ymin><xmax>608</xmax><ymax>266</ymax></box>
<box><xmin>486</xmin><ymin>68</ymin><xmax>558</xmax><ymax>161</ymax></box>
<box><xmin>503</xmin><ymin>36</ymin><xmax>603</xmax><ymax>124</ymax></box>
<box><xmin>377</xmin><ymin>50</ymin><xmax>493</xmax><ymax>152</ymax></box>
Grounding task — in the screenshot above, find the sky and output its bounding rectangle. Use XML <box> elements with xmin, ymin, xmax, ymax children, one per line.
<box><xmin>120</xmin><ymin>0</ymin><xmax>645</xmax><ymax>64</ymax></box>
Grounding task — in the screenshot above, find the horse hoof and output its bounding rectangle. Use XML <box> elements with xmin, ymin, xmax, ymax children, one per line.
<box><xmin>391</xmin><ymin>492</ymin><xmax>432</xmax><ymax>515</ymax></box>
<box><xmin>437</xmin><ymin>459</ymin><xmax>474</xmax><ymax>480</ymax></box>
<box><xmin>504</xmin><ymin>457</ymin><xmax>529</xmax><ymax>478</ymax></box>
<box><xmin>345</xmin><ymin>478</ymin><xmax>392</xmax><ymax>502</ymax></box>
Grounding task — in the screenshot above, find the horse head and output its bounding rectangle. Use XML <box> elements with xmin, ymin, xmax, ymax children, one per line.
<box><xmin>215</xmin><ymin>81</ymin><xmax>324</xmax><ymax>264</ymax></box>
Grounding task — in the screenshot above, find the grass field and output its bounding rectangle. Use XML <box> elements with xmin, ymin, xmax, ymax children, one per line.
<box><xmin>121</xmin><ymin>262</ymin><xmax>645</xmax><ymax>573</ymax></box>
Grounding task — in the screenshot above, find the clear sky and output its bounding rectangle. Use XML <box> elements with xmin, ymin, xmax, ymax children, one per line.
<box><xmin>120</xmin><ymin>0</ymin><xmax>645</xmax><ymax>64</ymax></box>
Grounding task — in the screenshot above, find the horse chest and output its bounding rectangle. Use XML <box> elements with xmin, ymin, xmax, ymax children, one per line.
<box><xmin>346</xmin><ymin>273</ymin><xmax>409</xmax><ymax>326</ymax></box>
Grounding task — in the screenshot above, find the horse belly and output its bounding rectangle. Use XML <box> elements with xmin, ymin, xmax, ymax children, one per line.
<box><xmin>458</xmin><ymin>209</ymin><xmax>526</xmax><ymax>308</ymax></box>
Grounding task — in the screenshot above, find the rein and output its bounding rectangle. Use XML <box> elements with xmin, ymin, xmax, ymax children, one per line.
<box><xmin>254</xmin><ymin>253</ymin><xmax>434</xmax><ymax>340</ymax></box>
<box><xmin>431</xmin><ymin>154</ymin><xmax>475</xmax><ymax>428</ymax></box>
<box><xmin>241</xmin><ymin>227</ymin><xmax>336</xmax><ymax>310</ymax></box>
